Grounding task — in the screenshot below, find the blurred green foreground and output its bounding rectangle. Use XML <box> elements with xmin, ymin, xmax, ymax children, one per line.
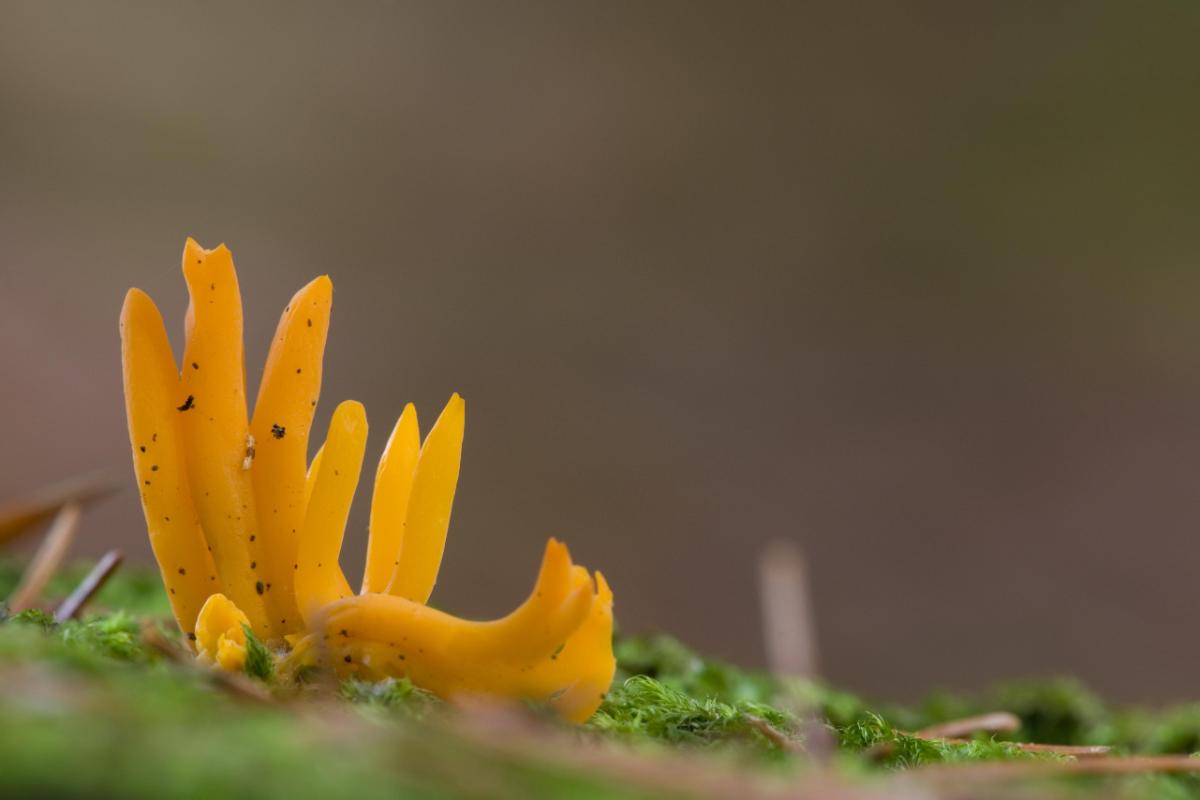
<box><xmin>2</xmin><ymin>561</ymin><xmax>1200</xmax><ymax>799</ymax></box>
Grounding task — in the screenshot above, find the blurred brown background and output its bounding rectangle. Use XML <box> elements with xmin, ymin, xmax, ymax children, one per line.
<box><xmin>3</xmin><ymin>3</ymin><xmax>1200</xmax><ymax>703</ymax></box>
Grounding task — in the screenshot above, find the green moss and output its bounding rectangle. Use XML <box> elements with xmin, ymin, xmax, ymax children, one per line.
<box><xmin>0</xmin><ymin>605</ymin><xmax>659</xmax><ymax>800</ymax></box>
<box><xmin>341</xmin><ymin>676</ymin><xmax>438</xmax><ymax>718</ymax></box>
<box><xmin>836</xmin><ymin>712</ymin><xmax>1046</xmax><ymax>767</ymax></box>
<box><xmin>6</xmin><ymin>563</ymin><xmax>1200</xmax><ymax>797</ymax></box>
<box><xmin>613</xmin><ymin>634</ymin><xmax>868</xmax><ymax>728</ymax></box>
<box><xmin>242</xmin><ymin>624</ymin><xmax>274</xmax><ymax>682</ymax></box>
<box><xmin>61</xmin><ymin>612</ymin><xmax>145</xmax><ymax>662</ymax></box>
<box><xmin>590</xmin><ymin>674</ymin><xmax>796</xmax><ymax>753</ymax></box>
<box><xmin>9</xmin><ymin>608</ymin><xmax>57</xmax><ymax>631</ymax></box>
<box><xmin>613</xmin><ymin>634</ymin><xmax>778</xmax><ymax>705</ymax></box>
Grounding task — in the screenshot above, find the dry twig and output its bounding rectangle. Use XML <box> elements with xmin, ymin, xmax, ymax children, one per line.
<box><xmin>139</xmin><ymin>620</ymin><xmax>274</xmax><ymax>705</ymax></box>
<box><xmin>915</xmin><ymin>711</ymin><xmax>1021</xmax><ymax>740</ymax></box>
<box><xmin>54</xmin><ymin>550</ymin><xmax>123</xmax><ymax>622</ymax></box>
<box><xmin>758</xmin><ymin>539</ymin><xmax>819</xmax><ymax>680</ymax></box>
<box><xmin>0</xmin><ymin>471</ymin><xmax>117</xmax><ymax>546</ymax></box>
<box><xmin>1008</xmin><ymin>742</ymin><xmax>1111</xmax><ymax>757</ymax></box>
<box><xmin>7</xmin><ymin>501</ymin><xmax>82</xmax><ymax>613</ymax></box>
<box><xmin>743</xmin><ymin>713</ymin><xmax>804</xmax><ymax>753</ymax></box>
<box><xmin>869</xmin><ymin>712</ymin><xmax>1109</xmax><ymax>763</ymax></box>
<box><xmin>913</xmin><ymin>754</ymin><xmax>1200</xmax><ymax>784</ymax></box>
<box><xmin>758</xmin><ymin>539</ymin><xmax>836</xmax><ymax>763</ymax></box>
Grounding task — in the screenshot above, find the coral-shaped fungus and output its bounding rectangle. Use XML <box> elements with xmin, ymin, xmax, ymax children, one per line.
<box><xmin>120</xmin><ymin>239</ymin><xmax>614</xmax><ymax>721</ymax></box>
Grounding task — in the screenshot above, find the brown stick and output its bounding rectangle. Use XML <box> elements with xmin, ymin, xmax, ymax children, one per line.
<box><xmin>758</xmin><ymin>539</ymin><xmax>819</xmax><ymax>680</ymax></box>
<box><xmin>139</xmin><ymin>619</ymin><xmax>192</xmax><ymax>662</ymax></box>
<box><xmin>758</xmin><ymin>539</ymin><xmax>836</xmax><ymax>764</ymax></box>
<box><xmin>0</xmin><ymin>472</ymin><xmax>117</xmax><ymax>546</ymax></box>
<box><xmin>897</xmin><ymin>712</ymin><xmax>1109</xmax><ymax>759</ymax></box>
<box><xmin>1009</xmin><ymin>741</ymin><xmax>1111</xmax><ymax>757</ymax></box>
<box><xmin>915</xmin><ymin>711</ymin><xmax>1020</xmax><ymax>740</ymax></box>
<box><xmin>54</xmin><ymin>550</ymin><xmax>123</xmax><ymax>622</ymax></box>
<box><xmin>139</xmin><ymin>620</ymin><xmax>274</xmax><ymax>705</ymax></box>
<box><xmin>914</xmin><ymin>754</ymin><xmax>1200</xmax><ymax>783</ymax></box>
<box><xmin>742</xmin><ymin>714</ymin><xmax>804</xmax><ymax>753</ymax></box>
<box><xmin>7</xmin><ymin>501</ymin><xmax>82</xmax><ymax>613</ymax></box>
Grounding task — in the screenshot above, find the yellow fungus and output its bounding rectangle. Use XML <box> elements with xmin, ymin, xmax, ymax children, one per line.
<box><xmin>304</xmin><ymin>444</ymin><xmax>324</xmax><ymax>509</ymax></box>
<box><xmin>295</xmin><ymin>400</ymin><xmax>364</xmax><ymax>625</ymax></box>
<box><xmin>250</xmin><ymin>275</ymin><xmax>332</xmax><ymax>637</ymax></box>
<box><xmin>362</xmin><ymin>403</ymin><xmax>419</xmax><ymax>594</ymax></box>
<box><xmin>385</xmin><ymin>394</ymin><xmax>464</xmax><ymax>603</ymax></box>
<box><xmin>195</xmin><ymin>593</ymin><xmax>250</xmax><ymax>672</ymax></box>
<box><xmin>120</xmin><ymin>289</ymin><xmax>221</xmax><ymax>646</ymax></box>
<box><xmin>178</xmin><ymin>240</ymin><xmax>271</xmax><ymax>636</ymax></box>
<box><xmin>121</xmin><ymin>239</ymin><xmax>616</xmax><ymax>721</ymax></box>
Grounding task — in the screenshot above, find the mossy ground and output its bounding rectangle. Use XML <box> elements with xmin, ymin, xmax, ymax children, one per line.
<box><xmin>1</xmin><ymin>560</ymin><xmax>1199</xmax><ymax>799</ymax></box>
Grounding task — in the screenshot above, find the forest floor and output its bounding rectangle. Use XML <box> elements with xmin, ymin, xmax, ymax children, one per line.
<box><xmin>3</xmin><ymin>559</ymin><xmax>1200</xmax><ymax>799</ymax></box>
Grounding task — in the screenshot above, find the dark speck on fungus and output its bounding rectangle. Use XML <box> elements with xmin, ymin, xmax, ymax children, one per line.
<box><xmin>177</xmin><ymin>395</ymin><xmax>195</xmax><ymax>412</ymax></box>
<box><xmin>255</xmin><ymin>581</ymin><xmax>265</xmax><ymax>595</ymax></box>
<box><xmin>271</xmin><ymin>424</ymin><xmax>286</xmax><ymax>439</ymax></box>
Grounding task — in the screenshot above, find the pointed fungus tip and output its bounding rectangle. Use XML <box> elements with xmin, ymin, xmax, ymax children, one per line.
<box><xmin>296</xmin><ymin>274</ymin><xmax>333</xmax><ymax>304</ymax></box>
<box><xmin>333</xmin><ymin>399</ymin><xmax>368</xmax><ymax>433</ymax></box>
<box><xmin>396</xmin><ymin>403</ymin><xmax>419</xmax><ymax>432</ymax></box>
<box><xmin>182</xmin><ymin>237</ymin><xmax>207</xmax><ymax>260</ymax></box>
<box><xmin>122</xmin><ymin>287</ymin><xmax>148</xmax><ymax>309</ymax></box>
<box><xmin>545</xmin><ymin>537</ymin><xmax>572</xmax><ymax>565</ymax></box>
<box><xmin>337</xmin><ymin>398</ymin><xmax>367</xmax><ymax>415</ymax></box>
<box><xmin>593</xmin><ymin>571</ymin><xmax>612</xmax><ymax>604</ymax></box>
<box><xmin>121</xmin><ymin>288</ymin><xmax>162</xmax><ymax>328</ymax></box>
